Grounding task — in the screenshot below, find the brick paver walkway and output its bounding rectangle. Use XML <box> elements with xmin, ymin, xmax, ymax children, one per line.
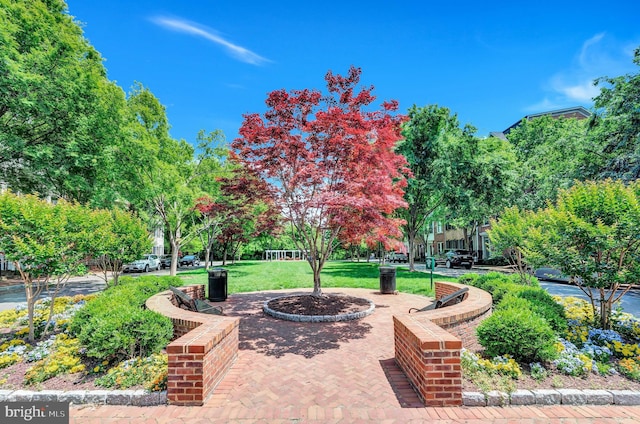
<box><xmin>71</xmin><ymin>288</ymin><xmax>640</xmax><ymax>423</ymax></box>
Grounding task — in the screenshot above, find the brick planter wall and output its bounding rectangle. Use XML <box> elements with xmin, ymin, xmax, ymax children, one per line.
<box><xmin>393</xmin><ymin>281</ymin><xmax>492</xmax><ymax>406</ymax></box>
<box><xmin>146</xmin><ymin>285</ymin><xmax>239</xmax><ymax>406</ymax></box>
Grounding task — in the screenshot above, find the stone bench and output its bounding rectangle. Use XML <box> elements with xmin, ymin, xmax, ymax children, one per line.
<box><xmin>146</xmin><ymin>284</ymin><xmax>239</xmax><ymax>406</ymax></box>
<box><xmin>393</xmin><ymin>281</ymin><xmax>492</xmax><ymax>407</ymax></box>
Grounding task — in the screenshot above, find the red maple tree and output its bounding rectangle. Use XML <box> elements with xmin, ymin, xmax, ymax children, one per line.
<box><xmin>196</xmin><ymin>165</ymin><xmax>280</xmax><ymax>265</ymax></box>
<box><xmin>232</xmin><ymin>67</ymin><xmax>408</xmax><ymax>296</ymax></box>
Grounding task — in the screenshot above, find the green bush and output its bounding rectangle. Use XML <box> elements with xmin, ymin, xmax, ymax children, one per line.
<box><xmin>69</xmin><ymin>276</ymin><xmax>178</xmax><ymax>361</ymax></box>
<box><xmin>476</xmin><ymin>305</ymin><xmax>557</xmax><ymax>363</ymax></box>
<box><xmin>457</xmin><ymin>274</ymin><xmax>479</xmax><ymax>286</ymax></box>
<box><xmin>516</xmin><ymin>288</ymin><xmax>568</xmax><ymax>334</ymax></box>
<box><xmin>460</xmin><ymin>272</ymin><xmax>539</xmax><ymax>305</ymax></box>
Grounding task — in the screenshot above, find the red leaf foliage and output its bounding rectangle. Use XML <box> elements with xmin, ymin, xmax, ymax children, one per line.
<box><xmin>231</xmin><ymin>66</ymin><xmax>408</xmax><ymax>256</ymax></box>
<box><xmin>196</xmin><ymin>166</ymin><xmax>280</xmax><ymax>248</ymax></box>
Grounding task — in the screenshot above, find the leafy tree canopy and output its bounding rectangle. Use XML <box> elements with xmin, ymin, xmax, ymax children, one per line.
<box><xmin>588</xmin><ymin>47</ymin><xmax>640</xmax><ymax>181</ymax></box>
<box><xmin>233</xmin><ymin>66</ymin><xmax>408</xmax><ymax>295</ymax></box>
<box><xmin>0</xmin><ymin>0</ymin><xmax>125</xmax><ymax>203</ymax></box>
<box><xmin>490</xmin><ymin>179</ymin><xmax>640</xmax><ymax>329</ymax></box>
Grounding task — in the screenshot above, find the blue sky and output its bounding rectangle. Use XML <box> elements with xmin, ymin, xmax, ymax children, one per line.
<box><xmin>65</xmin><ymin>0</ymin><xmax>640</xmax><ymax>144</ymax></box>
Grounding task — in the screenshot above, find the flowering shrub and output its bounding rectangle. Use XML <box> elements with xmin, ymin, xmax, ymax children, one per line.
<box><xmin>529</xmin><ymin>362</ymin><xmax>548</xmax><ymax>381</ymax></box>
<box><xmin>618</xmin><ymin>358</ymin><xmax>640</xmax><ymax>381</ymax></box>
<box><xmin>611</xmin><ymin>310</ymin><xmax>640</xmax><ymax>344</ymax></box>
<box><xmin>25</xmin><ymin>334</ymin><xmax>85</xmax><ymax>384</ymax></box>
<box><xmin>609</xmin><ymin>340</ymin><xmax>640</xmax><ymax>359</ymax></box>
<box><xmin>478</xmin><ymin>355</ymin><xmax>522</xmax><ymax>379</ymax></box>
<box><xmin>95</xmin><ymin>353</ymin><xmax>168</xmax><ymax>391</ymax></box>
<box><xmin>461</xmin><ymin>349</ymin><xmax>521</xmax><ymax>379</ymax></box>
<box><xmin>0</xmin><ymin>339</ymin><xmax>27</xmax><ymax>368</ymax></box>
<box><xmin>26</xmin><ymin>335</ymin><xmax>56</xmax><ymax>362</ymax></box>
<box><xmin>580</xmin><ymin>342</ymin><xmax>612</xmax><ymax>363</ymax></box>
<box><xmin>588</xmin><ymin>329</ymin><xmax>623</xmax><ymax>346</ymax></box>
<box><xmin>554</xmin><ymin>296</ymin><xmax>595</xmax><ymax>345</ymax></box>
<box><xmin>553</xmin><ymin>339</ymin><xmax>593</xmax><ymax>376</ymax></box>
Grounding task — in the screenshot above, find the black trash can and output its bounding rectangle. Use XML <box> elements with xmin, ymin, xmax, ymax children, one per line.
<box><xmin>207</xmin><ymin>268</ymin><xmax>228</xmax><ymax>301</ymax></box>
<box><xmin>379</xmin><ymin>266</ymin><xmax>397</xmax><ymax>294</ymax></box>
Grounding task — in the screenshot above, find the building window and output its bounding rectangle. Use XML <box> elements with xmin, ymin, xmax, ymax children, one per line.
<box><xmin>436</xmin><ymin>222</ymin><xmax>443</xmax><ymax>233</ymax></box>
<box><xmin>437</xmin><ymin>242</ymin><xmax>444</xmax><ymax>253</ymax></box>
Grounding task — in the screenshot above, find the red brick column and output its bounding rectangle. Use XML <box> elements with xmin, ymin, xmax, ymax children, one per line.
<box><xmin>393</xmin><ymin>281</ymin><xmax>492</xmax><ymax>406</ymax></box>
<box><xmin>146</xmin><ymin>285</ymin><xmax>239</xmax><ymax>406</ymax></box>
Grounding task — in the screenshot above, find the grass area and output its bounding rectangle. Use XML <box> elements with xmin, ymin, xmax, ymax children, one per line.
<box><xmin>178</xmin><ymin>260</ymin><xmax>458</xmax><ymax>297</ymax></box>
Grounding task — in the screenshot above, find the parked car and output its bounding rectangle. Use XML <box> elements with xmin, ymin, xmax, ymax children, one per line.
<box><xmin>179</xmin><ymin>255</ymin><xmax>200</xmax><ymax>267</ymax></box>
<box><xmin>159</xmin><ymin>255</ymin><xmax>172</xmax><ymax>269</ymax></box>
<box><xmin>122</xmin><ymin>254</ymin><xmax>161</xmax><ymax>273</ymax></box>
<box><xmin>388</xmin><ymin>252</ymin><xmax>408</xmax><ymax>263</ymax></box>
<box><xmin>436</xmin><ymin>250</ymin><xmax>474</xmax><ymax>269</ymax></box>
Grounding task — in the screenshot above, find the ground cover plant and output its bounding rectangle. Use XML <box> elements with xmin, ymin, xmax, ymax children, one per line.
<box><xmin>459</xmin><ymin>272</ymin><xmax>640</xmax><ymax>395</ymax></box>
<box><xmin>0</xmin><ymin>275</ymin><xmax>179</xmax><ymax>391</ymax></box>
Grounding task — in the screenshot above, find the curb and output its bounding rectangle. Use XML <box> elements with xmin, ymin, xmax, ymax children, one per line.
<box><xmin>0</xmin><ymin>389</ymin><xmax>167</xmax><ymax>406</ymax></box>
<box><xmin>462</xmin><ymin>389</ymin><xmax>640</xmax><ymax>406</ymax></box>
<box><xmin>1</xmin><ymin>388</ymin><xmax>639</xmax><ymax>407</ymax></box>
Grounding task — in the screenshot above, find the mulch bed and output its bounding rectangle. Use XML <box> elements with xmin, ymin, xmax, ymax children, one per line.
<box><xmin>267</xmin><ymin>294</ymin><xmax>371</xmax><ymax>316</ymax></box>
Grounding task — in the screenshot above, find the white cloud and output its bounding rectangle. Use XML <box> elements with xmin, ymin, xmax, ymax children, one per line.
<box><xmin>523</xmin><ymin>98</ymin><xmax>566</xmax><ymax>113</ymax></box>
<box><xmin>151</xmin><ymin>16</ymin><xmax>270</xmax><ymax>66</ymax></box>
<box><xmin>551</xmin><ymin>77</ymin><xmax>600</xmax><ymax>102</ymax></box>
<box><xmin>526</xmin><ymin>33</ymin><xmax>639</xmax><ymax>111</ymax></box>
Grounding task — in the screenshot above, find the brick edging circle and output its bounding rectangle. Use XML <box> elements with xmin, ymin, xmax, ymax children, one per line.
<box><xmin>262</xmin><ymin>294</ymin><xmax>375</xmax><ymax>322</ymax></box>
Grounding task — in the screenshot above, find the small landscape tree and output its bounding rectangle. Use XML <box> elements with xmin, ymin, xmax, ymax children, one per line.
<box><xmin>0</xmin><ymin>192</ymin><xmax>101</xmax><ymax>341</ymax></box>
<box><xmin>487</xmin><ymin>206</ymin><xmax>536</xmax><ymax>284</ymax></box>
<box><xmin>232</xmin><ymin>67</ymin><xmax>408</xmax><ymax>296</ymax></box>
<box><xmin>492</xmin><ymin>179</ymin><xmax>640</xmax><ymax>329</ymax></box>
<box><xmin>196</xmin><ymin>165</ymin><xmax>280</xmax><ymax>266</ymax></box>
<box><xmin>90</xmin><ymin>208</ymin><xmax>152</xmax><ymax>286</ymax></box>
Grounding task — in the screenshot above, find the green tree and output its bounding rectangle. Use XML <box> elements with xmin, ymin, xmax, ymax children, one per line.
<box><xmin>396</xmin><ymin>105</ymin><xmax>463</xmax><ymax>270</ymax></box>
<box><xmin>494</xmin><ymin>180</ymin><xmax>640</xmax><ymax>329</ymax></box>
<box><xmin>90</xmin><ymin>208</ymin><xmax>152</xmax><ymax>286</ymax></box>
<box><xmin>507</xmin><ymin>115</ymin><xmax>589</xmax><ymax>210</ymax></box>
<box><xmin>588</xmin><ymin>47</ymin><xmax>640</xmax><ymax>181</ymax></box>
<box><xmin>397</xmin><ymin>105</ymin><xmax>516</xmax><ymax>270</ymax></box>
<box><xmin>0</xmin><ymin>192</ymin><xmax>99</xmax><ymax>341</ymax></box>
<box><xmin>0</xmin><ymin>0</ymin><xmax>125</xmax><ymax>203</ymax></box>
<box><xmin>487</xmin><ymin>206</ymin><xmax>536</xmax><ymax>283</ymax></box>
<box><xmin>121</xmin><ymin>85</ymin><xmax>227</xmax><ymax>275</ymax></box>
<box><xmin>448</xmin><ymin>134</ymin><xmax>519</xmax><ymax>254</ymax></box>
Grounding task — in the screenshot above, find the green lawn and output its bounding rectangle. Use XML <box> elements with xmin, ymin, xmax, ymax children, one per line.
<box><xmin>178</xmin><ymin>260</ymin><xmax>458</xmax><ymax>297</ymax></box>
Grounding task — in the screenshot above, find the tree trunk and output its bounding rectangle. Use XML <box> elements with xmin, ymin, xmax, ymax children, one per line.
<box><xmin>205</xmin><ymin>247</ymin><xmax>212</xmax><ymax>269</ymax></box>
<box><xmin>111</xmin><ymin>259</ymin><xmax>121</xmax><ymax>286</ymax></box>
<box><xmin>600</xmin><ymin>288</ymin><xmax>610</xmax><ymax>329</ymax></box>
<box><xmin>312</xmin><ymin>266</ymin><xmax>323</xmax><ymax>297</ymax></box>
<box><xmin>407</xmin><ymin>228</ymin><xmax>417</xmax><ymax>272</ymax></box>
<box><xmin>170</xmin><ymin>239</ymin><xmax>180</xmax><ymax>276</ymax></box>
<box><xmin>222</xmin><ymin>245</ymin><xmax>228</xmax><ymax>266</ymax></box>
<box><xmin>26</xmin><ymin>283</ymin><xmax>35</xmax><ymax>343</ymax></box>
